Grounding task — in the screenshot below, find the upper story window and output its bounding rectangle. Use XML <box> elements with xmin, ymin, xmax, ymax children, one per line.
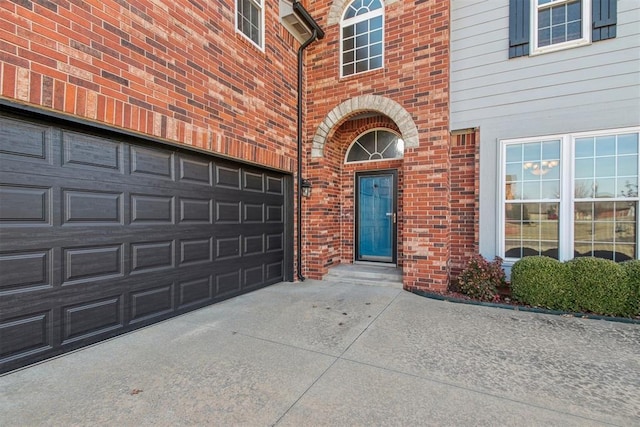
<box><xmin>341</xmin><ymin>0</ymin><xmax>384</xmax><ymax>77</ymax></box>
<box><xmin>500</xmin><ymin>128</ymin><xmax>639</xmax><ymax>263</ymax></box>
<box><xmin>533</xmin><ymin>0</ymin><xmax>589</xmax><ymax>53</ymax></box>
<box><xmin>345</xmin><ymin>129</ymin><xmax>403</xmax><ymax>163</ymax></box>
<box><xmin>237</xmin><ymin>0</ymin><xmax>263</xmax><ymax>49</ymax></box>
<box><xmin>509</xmin><ymin>0</ymin><xmax>617</xmax><ymax>58</ymax></box>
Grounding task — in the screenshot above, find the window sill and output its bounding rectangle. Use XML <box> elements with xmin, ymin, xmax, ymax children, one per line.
<box><xmin>529</xmin><ymin>39</ymin><xmax>591</xmax><ymax>56</ymax></box>
<box><xmin>235</xmin><ymin>30</ymin><xmax>265</xmax><ymax>53</ymax></box>
<box><xmin>339</xmin><ymin>66</ymin><xmax>384</xmax><ymax>81</ymax></box>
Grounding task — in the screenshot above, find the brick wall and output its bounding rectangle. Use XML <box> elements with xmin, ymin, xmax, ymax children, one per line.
<box><xmin>305</xmin><ymin>116</ymin><xmax>402</xmax><ymax>279</ymax></box>
<box><xmin>302</xmin><ymin>0</ymin><xmax>453</xmax><ymax>291</ymax></box>
<box><xmin>1</xmin><ymin>0</ymin><xmax>477</xmax><ymax>292</ymax></box>
<box><xmin>450</xmin><ymin>129</ymin><xmax>480</xmax><ymax>280</ymax></box>
<box><xmin>0</xmin><ymin>0</ymin><xmax>300</xmax><ymax>172</ymax></box>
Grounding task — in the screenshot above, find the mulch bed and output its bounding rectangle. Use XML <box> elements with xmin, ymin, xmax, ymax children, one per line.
<box><xmin>411</xmin><ymin>288</ymin><xmax>640</xmax><ymax>324</ymax></box>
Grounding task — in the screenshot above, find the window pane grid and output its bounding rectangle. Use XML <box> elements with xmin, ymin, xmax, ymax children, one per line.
<box><xmin>574</xmin><ymin>202</ymin><xmax>637</xmax><ymax>261</ymax></box>
<box><xmin>505</xmin><ymin>202</ymin><xmax>560</xmax><ymax>259</ymax></box>
<box><xmin>505</xmin><ymin>140</ymin><xmax>561</xmax><ymax>200</ymax></box>
<box><xmin>344</xmin><ymin>0</ymin><xmax>382</xmax><ymax>20</ymax></box>
<box><xmin>237</xmin><ymin>0</ymin><xmax>262</xmax><ymax>46</ymax></box>
<box><xmin>536</xmin><ymin>0</ymin><xmax>583</xmax><ymax>49</ymax></box>
<box><xmin>342</xmin><ymin>0</ymin><xmax>383</xmax><ymax>76</ymax></box>
<box><xmin>575</xmin><ymin>134</ymin><xmax>639</xmax><ymax>200</ymax></box>
<box><xmin>503</xmin><ymin>130</ymin><xmax>639</xmax><ymax>262</ymax></box>
<box><xmin>573</xmin><ymin>133</ymin><xmax>638</xmax><ymax>261</ymax></box>
<box><xmin>346</xmin><ymin>130</ymin><xmax>403</xmax><ymax>163</ymax></box>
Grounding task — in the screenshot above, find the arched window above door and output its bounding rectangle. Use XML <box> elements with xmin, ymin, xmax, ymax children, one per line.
<box><xmin>345</xmin><ymin>129</ymin><xmax>404</xmax><ymax>163</ymax></box>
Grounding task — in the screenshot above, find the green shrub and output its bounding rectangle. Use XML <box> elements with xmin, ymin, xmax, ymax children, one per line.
<box><xmin>456</xmin><ymin>255</ymin><xmax>506</xmax><ymax>302</ymax></box>
<box><xmin>510</xmin><ymin>256</ymin><xmax>574</xmax><ymax>310</ymax></box>
<box><xmin>566</xmin><ymin>257</ymin><xmax>635</xmax><ymax>317</ymax></box>
<box><xmin>620</xmin><ymin>260</ymin><xmax>640</xmax><ymax>316</ymax></box>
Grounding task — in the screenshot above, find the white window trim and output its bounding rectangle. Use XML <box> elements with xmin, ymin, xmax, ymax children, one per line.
<box><xmin>530</xmin><ymin>0</ymin><xmax>591</xmax><ymax>56</ymax></box>
<box><xmin>498</xmin><ymin>127</ymin><xmax>640</xmax><ymax>263</ymax></box>
<box><xmin>339</xmin><ymin>1</ymin><xmax>385</xmax><ymax>78</ymax></box>
<box><xmin>236</xmin><ymin>0</ymin><xmax>265</xmax><ymax>51</ymax></box>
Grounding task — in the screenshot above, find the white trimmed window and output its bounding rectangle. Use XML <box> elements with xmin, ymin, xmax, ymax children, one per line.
<box><xmin>237</xmin><ymin>0</ymin><xmax>263</xmax><ymax>49</ymax></box>
<box><xmin>345</xmin><ymin>129</ymin><xmax>403</xmax><ymax>163</ymax></box>
<box><xmin>501</xmin><ymin>128</ymin><xmax>640</xmax><ymax>262</ymax></box>
<box><xmin>532</xmin><ymin>0</ymin><xmax>590</xmax><ymax>54</ymax></box>
<box><xmin>509</xmin><ymin>0</ymin><xmax>617</xmax><ymax>58</ymax></box>
<box><xmin>341</xmin><ymin>0</ymin><xmax>384</xmax><ymax>77</ymax></box>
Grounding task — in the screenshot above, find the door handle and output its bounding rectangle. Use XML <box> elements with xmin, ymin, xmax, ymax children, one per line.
<box><xmin>386</xmin><ymin>212</ymin><xmax>396</xmax><ymax>223</ymax></box>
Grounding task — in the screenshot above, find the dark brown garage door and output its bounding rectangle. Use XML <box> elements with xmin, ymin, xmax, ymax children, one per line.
<box><xmin>0</xmin><ymin>111</ymin><xmax>291</xmax><ymax>373</ymax></box>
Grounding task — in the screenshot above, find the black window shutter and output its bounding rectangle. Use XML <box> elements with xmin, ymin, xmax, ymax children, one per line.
<box><xmin>592</xmin><ymin>0</ymin><xmax>617</xmax><ymax>42</ymax></box>
<box><xmin>509</xmin><ymin>0</ymin><xmax>530</xmax><ymax>58</ymax></box>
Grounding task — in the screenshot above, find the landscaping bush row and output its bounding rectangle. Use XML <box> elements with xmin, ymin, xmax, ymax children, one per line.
<box><xmin>510</xmin><ymin>257</ymin><xmax>640</xmax><ymax>317</ymax></box>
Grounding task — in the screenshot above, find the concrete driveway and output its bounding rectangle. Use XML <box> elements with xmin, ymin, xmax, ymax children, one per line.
<box><xmin>1</xmin><ymin>279</ymin><xmax>639</xmax><ymax>426</ymax></box>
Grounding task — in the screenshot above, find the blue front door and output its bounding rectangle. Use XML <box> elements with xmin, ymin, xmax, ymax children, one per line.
<box><xmin>356</xmin><ymin>171</ymin><xmax>396</xmax><ymax>262</ymax></box>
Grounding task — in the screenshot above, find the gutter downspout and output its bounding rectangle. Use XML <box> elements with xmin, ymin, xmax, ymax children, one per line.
<box><xmin>293</xmin><ymin>1</ymin><xmax>324</xmax><ymax>281</ymax></box>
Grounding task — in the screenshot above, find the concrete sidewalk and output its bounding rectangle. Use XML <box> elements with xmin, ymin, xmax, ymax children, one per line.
<box><xmin>1</xmin><ymin>279</ymin><xmax>639</xmax><ymax>426</ymax></box>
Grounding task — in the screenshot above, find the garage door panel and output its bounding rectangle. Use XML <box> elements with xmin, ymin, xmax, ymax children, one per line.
<box><xmin>129</xmin><ymin>283</ymin><xmax>175</xmax><ymax>324</ymax></box>
<box><xmin>63</xmin><ymin>189</ymin><xmax>123</xmax><ymax>225</ymax></box>
<box><xmin>266</xmin><ymin>176</ymin><xmax>284</xmax><ymax>194</ymax></box>
<box><xmin>130</xmin><ymin>240</ymin><xmax>175</xmax><ymax>274</ymax></box>
<box><xmin>215</xmin><ymin>235</ymin><xmax>242</xmax><ymax>260</ymax></box>
<box><xmin>130</xmin><ymin>193</ymin><xmax>175</xmax><ymax>224</ymax></box>
<box><xmin>0</xmin><ymin>310</ymin><xmax>53</xmax><ymax>362</ymax></box>
<box><xmin>266</xmin><ymin>204</ymin><xmax>284</xmax><ymax>223</ymax></box>
<box><xmin>179</xmin><ymin>197</ymin><xmax>212</xmax><ymax>224</ymax></box>
<box><xmin>243</xmin><ymin>264</ymin><xmax>264</xmax><ymax>289</ymax></box>
<box><xmin>179</xmin><ymin>237</ymin><xmax>213</xmax><ymax>266</ymax></box>
<box><xmin>214</xmin><ymin>269</ymin><xmax>242</xmax><ymax>298</ymax></box>
<box><xmin>243</xmin><ymin>170</ymin><xmax>265</xmax><ymax>192</ymax></box>
<box><xmin>130</xmin><ymin>146</ymin><xmax>175</xmax><ymax>180</ymax></box>
<box><xmin>215</xmin><ymin>164</ymin><xmax>241</xmax><ymax>189</ymax></box>
<box><xmin>0</xmin><ymin>184</ymin><xmax>52</xmax><ymax>225</ymax></box>
<box><xmin>178</xmin><ymin>155</ymin><xmax>212</xmax><ymax>185</ymax></box>
<box><xmin>215</xmin><ymin>199</ymin><xmax>242</xmax><ymax>223</ymax></box>
<box><xmin>0</xmin><ymin>117</ymin><xmax>53</xmax><ymax>163</ymax></box>
<box><xmin>243</xmin><ymin>234</ymin><xmax>264</xmax><ymax>255</ymax></box>
<box><xmin>62</xmin><ymin>130</ymin><xmax>124</xmax><ymax>174</ymax></box>
<box><xmin>178</xmin><ymin>276</ymin><xmax>213</xmax><ymax>308</ymax></box>
<box><xmin>266</xmin><ymin>233</ymin><xmax>284</xmax><ymax>252</ymax></box>
<box><xmin>236</xmin><ymin>222</ymin><xmax>284</xmax><ymax>235</ymax></box>
<box><xmin>0</xmin><ymin>113</ymin><xmax>289</xmax><ymax>373</ymax></box>
<box><xmin>61</xmin><ymin>295</ymin><xmax>124</xmax><ymax>345</ymax></box>
<box><xmin>244</xmin><ymin>202</ymin><xmax>265</xmax><ymax>223</ymax></box>
<box><xmin>266</xmin><ymin>260</ymin><xmax>284</xmax><ymax>281</ymax></box>
<box><xmin>0</xmin><ymin>249</ymin><xmax>53</xmax><ymax>294</ymax></box>
<box><xmin>62</xmin><ymin>244</ymin><xmax>124</xmax><ymax>285</ymax></box>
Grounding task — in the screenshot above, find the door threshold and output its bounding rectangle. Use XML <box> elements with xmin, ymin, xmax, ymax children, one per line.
<box><xmin>354</xmin><ymin>261</ymin><xmax>397</xmax><ymax>268</ymax></box>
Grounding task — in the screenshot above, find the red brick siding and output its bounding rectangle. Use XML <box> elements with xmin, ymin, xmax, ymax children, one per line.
<box><xmin>2</xmin><ymin>0</ymin><xmax>479</xmax><ymax>292</ymax></box>
<box><xmin>449</xmin><ymin>130</ymin><xmax>480</xmax><ymax>280</ymax></box>
<box><xmin>304</xmin><ymin>116</ymin><xmax>402</xmax><ymax>279</ymax></box>
<box><xmin>303</xmin><ymin>0</ymin><xmax>452</xmax><ymax>291</ymax></box>
<box><xmin>1</xmin><ymin>0</ymin><xmax>300</xmax><ymax>172</ymax></box>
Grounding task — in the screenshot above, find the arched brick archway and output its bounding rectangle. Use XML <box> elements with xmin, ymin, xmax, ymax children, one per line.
<box><xmin>327</xmin><ymin>0</ymin><xmax>400</xmax><ymax>25</ymax></box>
<box><xmin>310</xmin><ymin>95</ymin><xmax>418</xmax><ymax>158</ymax></box>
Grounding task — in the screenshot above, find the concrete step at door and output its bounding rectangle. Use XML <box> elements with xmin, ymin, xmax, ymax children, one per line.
<box><xmin>324</xmin><ymin>264</ymin><xmax>402</xmax><ymax>288</ymax></box>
